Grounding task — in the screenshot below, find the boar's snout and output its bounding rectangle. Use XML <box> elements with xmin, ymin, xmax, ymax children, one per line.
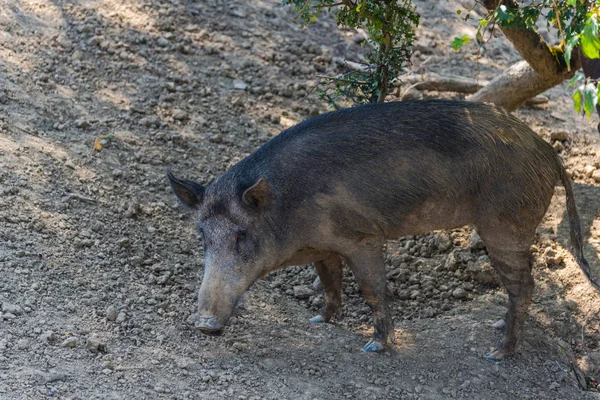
<box><xmin>195</xmin><ymin>315</ymin><xmax>224</xmax><ymax>336</ymax></box>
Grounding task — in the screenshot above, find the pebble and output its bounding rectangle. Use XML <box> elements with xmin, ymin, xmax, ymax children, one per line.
<box><xmin>270</xmin><ymin>114</ymin><xmax>281</xmax><ymax>124</ymax></box>
<box><xmin>491</xmin><ymin>319</ymin><xmax>506</xmax><ymax>330</ymax></box>
<box><xmin>435</xmin><ymin>232</ymin><xmax>453</xmax><ymax>251</ymax></box>
<box><xmin>467</xmin><ymin>255</ymin><xmax>500</xmax><ymax>285</ymax></box>
<box><xmin>312</xmin><ymin>277</ymin><xmax>323</xmax><ymax>291</ymax></box>
<box><xmin>553</xmin><ymin>141</ymin><xmax>564</xmax><ymax>152</ymax></box>
<box><xmin>106</xmin><ymin>305</ymin><xmax>118</xmax><ymax>321</ymax></box>
<box><xmin>116</xmin><ymin>312</ymin><xmax>127</xmax><ymax>324</ymax></box>
<box><xmin>62</xmin><ymin>337</ymin><xmax>78</xmax><ymax>348</ymax></box>
<box><xmin>550</xmin><ymin>131</ymin><xmax>569</xmax><ymax>141</ymax></box>
<box><xmin>544</xmin><ymin>248</ymin><xmax>563</xmax><ymax>265</ymax></box>
<box><xmin>86</xmin><ymin>336</ymin><xmax>107</xmax><ymax>353</ymax></box>
<box><xmin>157</xmin><ymin>37</ymin><xmax>170</xmax><ymax>47</ymax></box>
<box><xmin>172</xmin><ymin>109</ymin><xmax>188</xmax><ymax>120</ymax></box>
<box><xmin>2</xmin><ymin>302</ymin><xmax>23</xmax><ymax>315</ymax></box>
<box><xmin>233</xmin><ymin>80</ymin><xmax>248</xmax><ymax>90</ymax></box>
<box><xmin>452</xmin><ymin>288</ymin><xmax>467</xmax><ymax>299</ymax></box>
<box><xmin>75</xmin><ymin>119</ymin><xmax>89</xmax><ymax>129</ymax></box>
<box><xmin>40</xmin><ymin>330</ymin><xmax>57</xmax><ymax>342</ymax></box>
<box><xmin>117</xmin><ymin>238</ymin><xmax>131</xmax><ymax>248</ymax></box>
<box><xmin>17</xmin><ymin>338</ymin><xmax>30</xmax><ymax>350</ymax></box>
<box><xmin>592</xmin><ymin>169</ymin><xmax>600</xmax><ymax>182</ymax></box>
<box><xmin>584</xmin><ymin>165</ymin><xmax>596</xmax><ymax>178</ymax></box>
<box><xmin>470</xmin><ymin>231</ymin><xmax>485</xmax><ymax>250</ymax></box>
<box><xmin>293</xmin><ymin>285</ymin><xmax>313</xmax><ymax>299</ymax></box>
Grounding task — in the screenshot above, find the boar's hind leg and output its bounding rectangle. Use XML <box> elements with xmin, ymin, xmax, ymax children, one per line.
<box><xmin>309</xmin><ymin>254</ymin><xmax>343</xmax><ymax>324</ymax></box>
<box><xmin>344</xmin><ymin>247</ymin><xmax>394</xmax><ymax>352</ymax></box>
<box><xmin>482</xmin><ymin>242</ymin><xmax>534</xmax><ymax>361</ymax></box>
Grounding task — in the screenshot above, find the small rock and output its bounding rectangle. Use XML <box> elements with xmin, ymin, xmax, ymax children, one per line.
<box><xmin>270</xmin><ymin>114</ymin><xmax>281</xmax><ymax>124</ymax></box>
<box><xmin>64</xmin><ymin>159</ymin><xmax>76</xmax><ymax>169</ymax></box>
<box><xmin>117</xmin><ymin>238</ymin><xmax>131</xmax><ymax>248</ymax></box>
<box><xmin>172</xmin><ymin>109</ymin><xmax>188</xmax><ymax>121</ymax></box>
<box><xmin>157</xmin><ymin>37</ymin><xmax>170</xmax><ymax>47</ymax></box>
<box><xmin>106</xmin><ymin>305</ymin><xmax>117</xmax><ymax>321</ymax></box>
<box><xmin>491</xmin><ymin>319</ymin><xmax>506</xmax><ymax>329</ymax></box>
<box><xmin>62</xmin><ymin>337</ymin><xmax>78</xmax><ymax>348</ymax></box>
<box><xmin>313</xmin><ymin>277</ymin><xmax>323</xmax><ymax>291</ymax></box>
<box><xmin>544</xmin><ymin>247</ymin><xmax>563</xmax><ymax>265</ymax></box>
<box><xmin>1</xmin><ymin>303</ymin><xmax>23</xmax><ymax>315</ymax></box>
<box><xmin>140</xmin><ymin>116</ymin><xmax>160</xmax><ymax>128</ymax></box>
<box><xmin>75</xmin><ymin>119</ymin><xmax>89</xmax><ymax>129</ymax></box>
<box><xmin>583</xmin><ymin>165</ymin><xmax>596</xmax><ymax>178</ymax></box>
<box><xmin>17</xmin><ymin>338</ymin><xmax>30</xmax><ymax>350</ymax></box>
<box><xmin>553</xmin><ymin>141</ymin><xmax>564</xmax><ymax>152</ymax></box>
<box><xmin>124</xmin><ymin>202</ymin><xmax>140</xmax><ymax>218</ymax></box>
<box><xmin>550</xmin><ymin>131</ymin><xmax>569</xmax><ymax>141</ymax></box>
<box><xmin>470</xmin><ymin>231</ymin><xmax>485</xmax><ymax>250</ymax></box>
<box><xmin>444</xmin><ymin>251</ymin><xmax>459</xmax><ymax>271</ymax></box>
<box><xmin>71</xmin><ymin>50</ymin><xmax>83</xmax><ymax>61</ymax></box>
<box><xmin>130</xmin><ymin>256</ymin><xmax>143</xmax><ymax>267</ymax></box>
<box><xmin>86</xmin><ymin>336</ymin><xmax>107</xmax><ymax>353</ymax></box>
<box><xmin>435</xmin><ymin>232</ymin><xmax>453</xmax><ymax>252</ymax></box>
<box><xmin>351</xmin><ymin>31</ymin><xmax>368</xmax><ymax>44</ymax></box>
<box><xmin>116</xmin><ymin>312</ymin><xmax>127</xmax><ymax>324</ymax></box>
<box><xmin>467</xmin><ymin>255</ymin><xmax>500</xmax><ymax>286</ymax></box>
<box><xmin>452</xmin><ymin>288</ymin><xmax>467</xmax><ymax>299</ymax></box>
<box><xmin>293</xmin><ymin>285</ymin><xmax>313</xmax><ymax>299</ymax></box>
<box><xmin>40</xmin><ymin>330</ymin><xmax>57</xmax><ymax>342</ymax></box>
<box><xmin>233</xmin><ymin>80</ymin><xmax>248</xmax><ymax>90</ymax></box>
<box><xmin>592</xmin><ymin>169</ymin><xmax>600</xmax><ymax>183</ymax></box>
<box><xmin>157</xmin><ymin>272</ymin><xmax>171</xmax><ymax>285</ymax></box>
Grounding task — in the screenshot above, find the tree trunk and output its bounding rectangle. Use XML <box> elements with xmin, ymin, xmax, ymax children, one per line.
<box><xmin>468</xmin><ymin>0</ymin><xmax>580</xmax><ymax>111</ymax></box>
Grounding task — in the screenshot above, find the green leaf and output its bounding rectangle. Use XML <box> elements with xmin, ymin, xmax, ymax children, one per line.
<box><xmin>583</xmin><ymin>82</ymin><xmax>598</xmax><ymax>120</ymax></box>
<box><xmin>495</xmin><ymin>4</ymin><xmax>513</xmax><ymax>24</ymax></box>
<box><xmin>569</xmin><ymin>72</ymin><xmax>584</xmax><ymax>87</ymax></box>
<box><xmin>456</xmin><ymin>9</ymin><xmax>461</xmax><ymax>15</ymax></box>
<box><xmin>581</xmin><ymin>17</ymin><xmax>600</xmax><ymax>59</ymax></box>
<box><xmin>566</xmin><ymin>0</ymin><xmax>577</xmax><ymax>5</ymax></box>
<box><xmin>564</xmin><ymin>34</ymin><xmax>580</xmax><ymax>68</ymax></box>
<box><xmin>450</xmin><ymin>35</ymin><xmax>471</xmax><ymax>52</ymax></box>
<box><xmin>573</xmin><ymin>86</ymin><xmax>583</xmax><ymax>114</ymax></box>
<box><xmin>479</xmin><ymin>18</ymin><xmax>488</xmax><ymax>28</ymax></box>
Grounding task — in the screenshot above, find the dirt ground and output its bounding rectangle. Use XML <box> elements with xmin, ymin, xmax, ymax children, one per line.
<box><xmin>2</xmin><ymin>0</ymin><xmax>600</xmax><ymax>399</ymax></box>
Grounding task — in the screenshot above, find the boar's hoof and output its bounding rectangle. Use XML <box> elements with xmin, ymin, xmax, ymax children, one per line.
<box><xmin>362</xmin><ymin>339</ymin><xmax>385</xmax><ymax>353</ymax></box>
<box><xmin>309</xmin><ymin>315</ymin><xmax>325</xmax><ymax>324</ymax></box>
<box><xmin>195</xmin><ymin>316</ymin><xmax>224</xmax><ymax>336</ymax></box>
<box><xmin>485</xmin><ymin>349</ymin><xmax>505</xmax><ymax>361</ymax></box>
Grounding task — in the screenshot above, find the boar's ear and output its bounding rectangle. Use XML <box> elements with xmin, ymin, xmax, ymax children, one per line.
<box><xmin>167</xmin><ymin>171</ymin><xmax>204</xmax><ymax>209</ymax></box>
<box><xmin>242</xmin><ymin>178</ymin><xmax>275</xmax><ymax>212</ymax></box>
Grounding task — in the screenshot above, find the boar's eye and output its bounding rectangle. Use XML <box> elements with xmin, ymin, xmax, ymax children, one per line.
<box><xmin>235</xmin><ymin>230</ymin><xmax>247</xmax><ymax>244</ymax></box>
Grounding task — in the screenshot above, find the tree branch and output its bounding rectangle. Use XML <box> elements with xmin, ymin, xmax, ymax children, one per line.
<box><xmin>469</xmin><ymin>0</ymin><xmax>581</xmax><ymax>110</ymax></box>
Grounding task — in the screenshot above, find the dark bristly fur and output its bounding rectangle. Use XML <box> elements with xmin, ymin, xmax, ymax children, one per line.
<box><xmin>169</xmin><ymin>99</ymin><xmax>599</xmax><ymax>358</ymax></box>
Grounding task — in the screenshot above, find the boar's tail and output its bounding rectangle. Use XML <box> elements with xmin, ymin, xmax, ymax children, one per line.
<box><xmin>560</xmin><ymin>164</ymin><xmax>600</xmax><ymax>291</ymax></box>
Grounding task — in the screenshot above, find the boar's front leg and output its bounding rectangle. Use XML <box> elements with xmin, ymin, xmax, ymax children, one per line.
<box><xmin>309</xmin><ymin>253</ymin><xmax>343</xmax><ymax>324</ymax></box>
<box><xmin>344</xmin><ymin>245</ymin><xmax>394</xmax><ymax>352</ymax></box>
